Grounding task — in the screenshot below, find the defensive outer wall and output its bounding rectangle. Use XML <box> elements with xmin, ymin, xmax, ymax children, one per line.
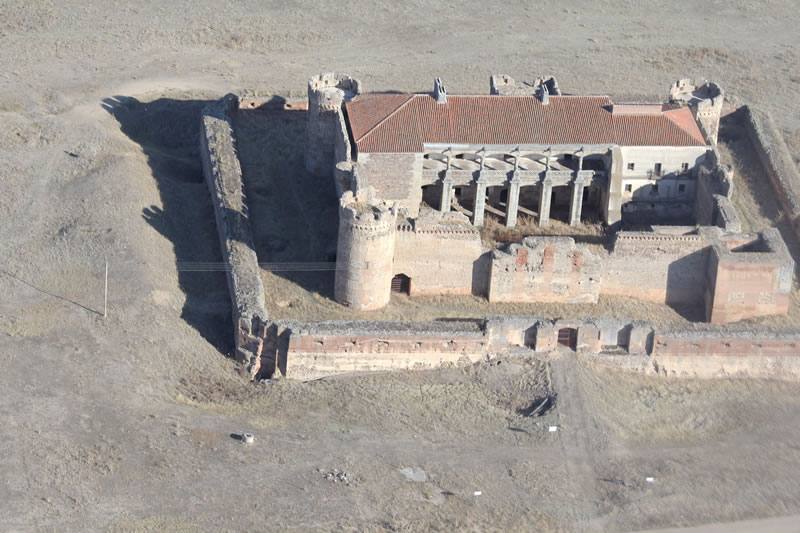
<box><xmin>200</xmin><ymin>93</ymin><xmax>800</xmax><ymax>382</ymax></box>
<box><xmin>200</xmin><ymin>94</ymin><xmax>268</xmax><ymax>378</ymax></box>
<box><xmin>265</xmin><ymin>318</ymin><xmax>800</xmax><ymax>381</ymax></box>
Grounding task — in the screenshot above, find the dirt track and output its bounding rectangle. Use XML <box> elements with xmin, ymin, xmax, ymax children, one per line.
<box><xmin>2</xmin><ymin>1</ymin><xmax>800</xmax><ymax>530</ymax></box>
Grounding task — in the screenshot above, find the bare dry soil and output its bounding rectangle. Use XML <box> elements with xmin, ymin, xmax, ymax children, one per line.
<box><xmin>2</xmin><ymin>1</ymin><xmax>800</xmax><ymax>530</ymax></box>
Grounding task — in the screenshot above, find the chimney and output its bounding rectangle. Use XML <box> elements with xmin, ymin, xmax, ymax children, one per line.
<box><xmin>539</xmin><ymin>83</ymin><xmax>550</xmax><ymax>105</ymax></box>
<box><xmin>433</xmin><ymin>77</ymin><xmax>447</xmax><ymax>104</ymax></box>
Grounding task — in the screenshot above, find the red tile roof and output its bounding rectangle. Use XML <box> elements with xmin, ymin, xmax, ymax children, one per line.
<box><xmin>345</xmin><ymin>93</ymin><xmax>707</xmax><ymax>153</ymax></box>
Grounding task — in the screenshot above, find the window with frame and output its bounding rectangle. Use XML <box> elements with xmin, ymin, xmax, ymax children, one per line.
<box><xmin>627</xmin><ymin>162</ymin><xmax>635</xmax><ymax>171</ymax></box>
<box><xmin>625</xmin><ymin>184</ymin><xmax>633</xmax><ymax>193</ymax></box>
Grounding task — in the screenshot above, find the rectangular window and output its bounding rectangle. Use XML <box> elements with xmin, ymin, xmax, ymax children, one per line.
<box><xmin>651</xmin><ymin>184</ymin><xmax>659</xmax><ymax>195</ymax></box>
<box><xmin>678</xmin><ymin>184</ymin><xmax>686</xmax><ymax>194</ymax></box>
<box><xmin>627</xmin><ymin>162</ymin><xmax>635</xmax><ymax>171</ymax></box>
<box><xmin>654</xmin><ymin>163</ymin><xmax>662</xmax><ymax>176</ymax></box>
<box><xmin>681</xmin><ymin>162</ymin><xmax>689</xmax><ymax>172</ymax></box>
<box><xmin>625</xmin><ymin>184</ymin><xmax>632</xmax><ymax>193</ymax></box>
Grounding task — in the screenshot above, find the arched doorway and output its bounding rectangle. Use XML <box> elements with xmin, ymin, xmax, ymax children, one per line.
<box><xmin>391</xmin><ymin>274</ymin><xmax>411</xmax><ymax>295</ymax></box>
<box><xmin>557</xmin><ymin>327</ymin><xmax>577</xmax><ymax>350</ymax></box>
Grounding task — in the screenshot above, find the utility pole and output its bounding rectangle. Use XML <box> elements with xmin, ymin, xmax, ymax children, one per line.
<box><xmin>103</xmin><ymin>258</ymin><xmax>108</xmax><ymax>319</ymax></box>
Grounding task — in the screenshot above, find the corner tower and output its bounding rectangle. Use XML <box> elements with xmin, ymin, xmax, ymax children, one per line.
<box><xmin>305</xmin><ymin>73</ymin><xmax>361</xmax><ymax>177</ymax></box>
<box><xmin>334</xmin><ymin>190</ymin><xmax>397</xmax><ymax>311</ymax></box>
<box><xmin>670</xmin><ymin>79</ymin><xmax>724</xmax><ymax>144</ymax></box>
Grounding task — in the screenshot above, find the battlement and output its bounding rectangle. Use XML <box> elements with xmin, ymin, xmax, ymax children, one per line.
<box><xmin>339</xmin><ymin>190</ymin><xmax>398</xmax><ymax>235</ymax></box>
<box><xmin>395</xmin><ymin>208</ymin><xmax>480</xmax><ymax>239</ymax></box>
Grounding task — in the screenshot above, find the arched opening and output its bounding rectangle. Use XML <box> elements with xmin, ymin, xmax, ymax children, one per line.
<box><xmin>557</xmin><ymin>327</ymin><xmax>577</xmax><ymax>350</ymax></box>
<box><xmin>391</xmin><ymin>274</ymin><xmax>411</xmax><ymax>295</ymax></box>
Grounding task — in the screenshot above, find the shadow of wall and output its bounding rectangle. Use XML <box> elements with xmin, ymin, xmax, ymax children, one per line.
<box><xmin>720</xmin><ymin>110</ymin><xmax>800</xmax><ymax>281</ymax></box>
<box><xmin>665</xmin><ymin>248</ymin><xmax>708</xmax><ymax>322</ymax></box>
<box><xmin>102</xmin><ymin>96</ymin><xmax>233</xmax><ymax>354</ymax></box>
<box><xmin>234</xmin><ymin>103</ymin><xmax>340</xmax><ymax>300</ymax></box>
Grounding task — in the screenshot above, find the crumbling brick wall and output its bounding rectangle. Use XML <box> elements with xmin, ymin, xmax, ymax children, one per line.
<box><xmin>603</xmin><ymin>228</ymin><xmax>710</xmax><ymax>306</ymax></box>
<box><xmin>281</xmin><ymin>320</ymin><xmax>488</xmax><ymax>380</ymax></box>
<box><xmin>393</xmin><ymin>210</ymin><xmax>485</xmax><ymax>296</ymax></box>
<box><xmin>488</xmin><ymin>237</ymin><xmax>601</xmax><ymax>304</ymax></box>
<box><xmin>705</xmin><ymin>229</ymin><xmax>794</xmax><ymax>324</ymax></box>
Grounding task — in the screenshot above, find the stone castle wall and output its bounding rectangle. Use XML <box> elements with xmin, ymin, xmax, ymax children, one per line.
<box><xmin>393</xmin><ymin>210</ymin><xmax>485</xmax><ymax>296</ymax></box>
<box><xmin>603</xmin><ymin>228</ymin><xmax>711</xmax><ymax>306</ymax></box>
<box><xmin>199</xmin><ymin>94</ymin><xmax>268</xmax><ymax>378</ymax></box>
<box><xmin>488</xmin><ymin>237</ymin><xmax>601</xmax><ymax>304</ymax></box>
<box><xmin>705</xmin><ymin>229</ymin><xmax>794</xmax><ymax>324</ymax></box>
<box><xmin>741</xmin><ymin>105</ymin><xmax>800</xmax><ymax>239</ymax></box>
<box><xmin>273</xmin><ymin>316</ymin><xmax>800</xmax><ymax>381</ymax></box>
<box><xmin>284</xmin><ymin>321</ymin><xmax>488</xmax><ymax>380</ymax></box>
<box><xmin>694</xmin><ymin>149</ymin><xmax>741</xmax><ymax>232</ymax></box>
<box><xmin>305</xmin><ymin>73</ymin><xmax>361</xmax><ymax>178</ymax></box>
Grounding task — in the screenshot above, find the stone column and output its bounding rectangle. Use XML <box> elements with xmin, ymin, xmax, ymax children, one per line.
<box><xmin>439</xmin><ymin>177</ymin><xmax>453</xmax><ymax>213</ymax></box>
<box><xmin>505</xmin><ymin>177</ymin><xmax>521</xmax><ymax>228</ymax></box>
<box><xmin>604</xmin><ymin>147</ymin><xmax>623</xmax><ymax>228</ymax></box>
<box><xmin>569</xmin><ymin>179</ymin><xmax>585</xmax><ymax>226</ymax></box>
<box><xmin>538</xmin><ymin>178</ymin><xmax>552</xmax><ymax>227</ymax></box>
<box><xmin>472</xmin><ymin>178</ymin><xmax>487</xmax><ymax>226</ymax></box>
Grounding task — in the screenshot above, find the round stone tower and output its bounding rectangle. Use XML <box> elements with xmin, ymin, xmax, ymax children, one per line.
<box><xmin>669</xmin><ymin>79</ymin><xmax>724</xmax><ymax>144</ymax></box>
<box><xmin>305</xmin><ymin>73</ymin><xmax>362</xmax><ymax>177</ymax></box>
<box><xmin>334</xmin><ymin>190</ymin><xmax>397</xmax><ymax>311</ymax></box>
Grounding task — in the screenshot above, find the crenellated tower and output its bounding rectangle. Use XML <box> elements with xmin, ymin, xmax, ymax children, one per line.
<box><xmin>334</xmin><ymin>189</ymin><xmax>398</xmax><ymax>310</ymax></box>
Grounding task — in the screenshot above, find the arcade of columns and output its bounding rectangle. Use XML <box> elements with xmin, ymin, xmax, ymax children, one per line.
<box><xmin>422</xmin><ymin>145</ymin><xmax>611</xmax><ymax>227</ymax></box>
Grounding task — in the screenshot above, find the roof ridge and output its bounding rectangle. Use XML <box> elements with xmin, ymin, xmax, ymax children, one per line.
<box><xmin>355</xmin><ymin>94</ymin><xmax>415</xmax><ymax>144</ymax></box>
<box><xmin>663</xmin><ymin>107</ymin><xmax>707</xmax><ymax>145</ymax></box>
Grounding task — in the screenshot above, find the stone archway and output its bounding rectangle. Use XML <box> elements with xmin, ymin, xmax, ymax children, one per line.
<box><xmin>391</xmin><ymin>274</ymin><xmax>411</xmax><ymax>295</ymax></box>
<box><xmin>557</xmin><ymin>327</ymin><xmax>577</xmax><ymax>350</ymax></box>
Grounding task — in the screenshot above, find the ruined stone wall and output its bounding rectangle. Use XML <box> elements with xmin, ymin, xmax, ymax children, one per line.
<box><xmin>652</xmin><ymin>330</ymin><xmax>800</xmax><ymax>357</ymax></box>
<box><xmin>334</xmin><ymin>191</ymin><xmax>397</xmax><ymax>310</ymax></box>
<box><xmin>393</xmin><ymin>211</ymin><xmax>485</xmax><ymax>296</ymax></box>
<box><xmin>200</xmin><ymin>94</ymin><xmax>267</xmax><ymax>378</ymax></box>
<box><xmin>305</xmin><ymin>73</ymin><xmax>361</xmax><ymax>178</ymax></box>
<box><xmin>705</xmin><ymin>229</ymin><xmax>794</xmax><ymax>324</ymax></box>
<box><xmin>603</xmin><ymin>228</ymin><xmax>710</xmax><ymax>305</ymax></box>
<box><xmin>273</xmin><ymin>314</ymin><xmax>800</xmax><ymax>380</ymax></box>
<box><xmin>488</xmin><ymin>237</ymin><xmax>601</xmax><ymax>304</ymax></box>
<box><xmin>332</xmin><ymin>105</ymin><xmax>354</xmax><ymax>196</ymax></box>
<box><xmin>281</xmin><ymin>320</ymin><xmax>488</xmax><ymax>380</ymax></box>
<box><xmin>693</xmin><ymin>149</ymin><xmax>741</xmax><ymax>230</ymax></box>
<box><xmin>741</xmin><ymin>105</ymin><xmax>800</xmax><ymax>237</ymax></box>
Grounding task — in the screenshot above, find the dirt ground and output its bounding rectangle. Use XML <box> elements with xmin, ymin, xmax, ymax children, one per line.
<box><xmin>2</xmin><ymin>1</ymin><xmax>800</xmax><ymax>531</ymax></box>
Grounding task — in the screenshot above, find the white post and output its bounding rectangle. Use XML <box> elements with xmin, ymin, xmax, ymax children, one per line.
<box><xmin>103</xmin><ymin>258</ymin><xmax>108</xmax><ymax>319</ymax></box>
